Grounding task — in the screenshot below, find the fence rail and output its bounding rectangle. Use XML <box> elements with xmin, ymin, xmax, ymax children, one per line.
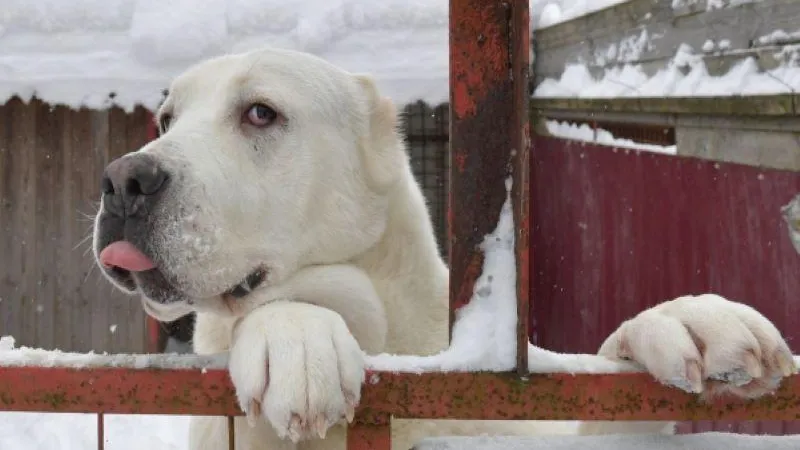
<box><xmin>3</xmin><ymin>366</ymin><xmax>800</xmax><ymax>421</ymax></box>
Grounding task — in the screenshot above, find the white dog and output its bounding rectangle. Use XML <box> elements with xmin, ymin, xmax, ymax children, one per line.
<box><xmin>92</xmin><ymin>48</ymin><xmax>795</xmax><ymax>449</ymax></box>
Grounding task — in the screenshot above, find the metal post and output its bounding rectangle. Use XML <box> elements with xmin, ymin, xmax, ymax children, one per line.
<box><xmin>347</xmin><ymin>420</ymin><xmax>391</xmax><ymax>450</ymax></box>
<box><xmin>448</xmin><ymin>0</ymin><xmax>531</xmax><ymax>374</ymax></box>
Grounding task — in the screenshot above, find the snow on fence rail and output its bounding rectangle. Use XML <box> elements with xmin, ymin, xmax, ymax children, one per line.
<box><xmin>533</xmin><ymin>0</ymin><xmax>800</xmax><ymax>98</ymax></box>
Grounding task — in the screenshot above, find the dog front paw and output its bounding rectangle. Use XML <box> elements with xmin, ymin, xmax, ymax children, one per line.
<box><xmin>228</xmin><ymin>301</ymin><xmax>365</xmax><ymax>442</ymax></box>
<box><xmin>601</xmin><ymin>294</ymin><xmax>796</xmax><ymax>399</ymax></box>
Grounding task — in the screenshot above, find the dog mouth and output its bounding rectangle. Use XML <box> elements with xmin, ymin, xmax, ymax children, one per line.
<box><xmin>98</xmin><ymin>240</ymin><xmax>267</xmax><ymax>302</ymax></box>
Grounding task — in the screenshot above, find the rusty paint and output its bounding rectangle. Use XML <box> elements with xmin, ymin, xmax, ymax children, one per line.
<box><xmin>347</xmin><ymin>421</ymin><xmax>391</xmax><ymax>450</ymax></box>
<box><xmin>228</xmin><ymin>416</ymin><xmax>236</xmax><ymax>450</ymax></box>
<box><xmin>357</xmin><ymin>372</ymin><xmax>800</xmax><ymax>423</ymax></box>
<box><xmin>2</xmin><ymin>367</ymin><xmax>800</xmax><ymax>422</ymax></box>
<box><xmin>0</xmin><ymin>366</ymin><xmax>240</xmax><ymax>415</ymax></box>
<box><xmin>97</xmin><ymin>413</ymin><xmax>104</xmax><ymax>450</ymax></box>
<box><xmin>508</xmin><ymin>0</ymin><xmax>531</xmax><ymax>376</ymax></box>
<box><xmin>448</xmin><ymin>0</ymin><xmax>530</xmax><ymax>351</ymax></box>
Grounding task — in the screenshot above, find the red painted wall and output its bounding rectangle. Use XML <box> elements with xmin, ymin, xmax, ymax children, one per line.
<box><xmin>530</xmin><ymin>136</ymin><xmax>800</xmax><ymax>434</ymax></box>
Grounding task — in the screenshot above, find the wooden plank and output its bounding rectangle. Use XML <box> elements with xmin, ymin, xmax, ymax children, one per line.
<box><xmin>34</xmin><ymin>98</ymin><xmax>58</xmax><ymax>349</ymax></box>
<box><xmin>534</xmin><ymin>0</ymin><xmax>800</xmax><ymax>85</ymax></box>
<box><xmin>0</xmin><ymin>99</ymin><xmax>13</xmax><ymax>338</ymax></box>
<box><xmin>56</xmin><ymin>104</ymin><xmax>76</xmax><ymax>353</ymax></box>
<box><xmin>531</xmin><ymin>95</ymin><xmax>799</xmax><ymax>116</ymax></box>
<box><xmin>3</xmin><ymin>98</ymin><xmax>37</xmax><ymax>349</ymax></box>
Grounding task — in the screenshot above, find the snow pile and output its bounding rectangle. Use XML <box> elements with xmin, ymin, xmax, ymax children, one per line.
<box><xmin>415</xmin><ymin>432</ymin><xmax>800</xmax><ymax>450</ymax></box>
<box><xmin>0</xmin><ymin>336</ymin><xmax>226</xmax><ymax>370</ymax></box>
<box><xmin>0</xmin><ymin>0</ymin><xmax>451</xmax><ymax>111</ymax></box>
<box><xmin>2</xmin><ymin>0</ymin><xmax>792</xmax><ymax>109</ymax></box>
<box><xmin>367</xmin><ymin>178</ymin><xmax>519</xmax><ymax>372</ymax></box>
<box><xmin>0</xmin><ymin>413</ymin><xmax>191</xmax><ymax>450</ymax></box>
<box><xmin>534</xmin><ymin>43</ymin><xmax>800</xmax><ymax>98</ymax></box>
<box><xmin>545</xmin><ymin>120</ymin><xmax>677</xmax><ymax>154</ymax></box>
<box><xmin>534</xmin><ymin>0</ymin><xmax>627</xmax><ymax>29</ymax></box>
<box><xmin>366</xmin><ymin>177</ymin><xmax>643</xmax><ymax>375</ymax></box>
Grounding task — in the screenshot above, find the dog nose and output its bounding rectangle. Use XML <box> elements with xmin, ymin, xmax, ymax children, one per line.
<box><xmin>101</xmin><ymin>154</ymin><xmax>168</xmax><ymax>217</ymax></box>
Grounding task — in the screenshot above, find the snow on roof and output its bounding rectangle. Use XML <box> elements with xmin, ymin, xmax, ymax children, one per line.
<box><xmin>0</xmin><ymin>0</ymin><xmax>624</xmax><ymax>112</ymax></box>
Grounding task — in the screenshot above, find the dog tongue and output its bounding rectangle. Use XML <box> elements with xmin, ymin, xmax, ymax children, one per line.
<box><xmin>99</xmin><ymin>241</ymin><xmax>156</xmax><ymax>272</ymax></box>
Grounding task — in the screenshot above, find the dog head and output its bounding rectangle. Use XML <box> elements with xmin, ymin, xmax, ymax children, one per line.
<box><xmin>92</xmin><ymin>48</ymin><xmax>407</xmax><ymax>320</ymax></box>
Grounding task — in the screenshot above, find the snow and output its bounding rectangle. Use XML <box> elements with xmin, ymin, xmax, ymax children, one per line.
<box><xmin>0</xmin><ymin>336</ymin><xmax>226</xmax><ymax>370</ymax></box>
<box><xmin>2</xmin><ymin>0</ymin><xmax>792</xmax><ymax>110</ymax></box>
<box><xmin>0</xmin><ymin>0</ymin><xmax>638</xmax><ymax>112</ymax></box>
<box><xmin>0</xmin><ymin>413</ymin><xmax>191</xmax><ymax>450</ymax></box>
<box><xmin>414</xmin><ymin>432</ymin><xmax>800</xmax><ymax>450</ymax></box>
<box><xmin>534</xmin><ymin>0</ymin><xmax>627</xmax><ymax>29</ymax></box>
<box><xmin>544</xmin><ymin>120</ymin><xmax>677</xmax><ymax>154</ymax></box>
<box><xmin>367</xmin><ymin>178</ymin><xmax>519</xmax><ymax>372</ymax></box>
<box><xmin>365</xmin><ymin>177</ymin><xmax>653</xmax><ymax>375</ymax></box>
<box><xmin>534</xmin><ymin>42</ymin><xmax>800</xmax><ymax>98</ymax></box>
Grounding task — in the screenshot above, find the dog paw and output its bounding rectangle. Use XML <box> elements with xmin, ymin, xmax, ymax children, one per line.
<box><xmin>228</xmin><ymin>301</ymin><xmax>365</xmax><ymax>442</ymax></box>
<box><xmin>601</xmin><ymin>294</ymin><xmax>796</xmax><ymax>399</ymax></box>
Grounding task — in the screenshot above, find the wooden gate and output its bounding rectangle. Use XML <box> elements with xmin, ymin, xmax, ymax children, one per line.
<box><xmin>1</xmin><ymin>1</ymin><xmax>799</xmax><ymax>449</ymax></box>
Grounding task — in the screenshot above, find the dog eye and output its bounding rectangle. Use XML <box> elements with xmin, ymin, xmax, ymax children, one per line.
<box><xmin>159</xmin><ymin>114</ymin><xmax>173</xmax><ymax>133</ymax></box>
<box><xmin>245</xmin><ymin>104</ymin><xmax>277</xmax><ymax>127</ymax></box>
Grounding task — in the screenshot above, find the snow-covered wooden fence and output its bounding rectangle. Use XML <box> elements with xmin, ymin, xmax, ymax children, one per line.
<box><xmin>532</xmin><ymin>0</ymin><xmax>800</xmax><ymax>171</ymax></box>
<box><xmin>1</xmin><ymin>1</ymin><xmax>800</xmax><ymax>449</ymax></box>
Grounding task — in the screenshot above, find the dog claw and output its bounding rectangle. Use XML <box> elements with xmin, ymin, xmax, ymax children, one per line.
<box><xmin>743</xmin><ymin>351</ymin><xmax>763</xmax><ymax>379</ymax></box>
<box><xmin>345</xmin><ymin>404</ymin><xmax>355</xmax><ymax>423</ymax></box>
<box><xmin>777</xmin><ymin>352</ymin><xmax>797</xmax><ymax>377</ymax></box>
<box><xmin>246</xmin><ymin>399</ymin><xmax>261</xmax><ymax>427</ymax></box>
<box><xmin>315</xmin><ymin>415</ymin><xmax>328</xmax><ymax>439</ymax></box>
<box><xmin>288</xmin><ymin>414</ymin><xmax>304</xmax><ymax>443</ymax></box>
<box><xmin>685</xmin><ymin>359</ymin><xmax>704</xmax><ymax>394</ymax></box>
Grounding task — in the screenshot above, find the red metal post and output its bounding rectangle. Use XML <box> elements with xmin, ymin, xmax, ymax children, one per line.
<box><xmin>97</xmin><ymin>413</ymin><xmax>104</xmax><ymax>450</ymax></box>
<box><xmin>449</xmin><ymin>0</ymin><xmax>531</xmax><ymax>374</ymax></box>
<box><xmin>227</xmin><ymin>416</ymin><xmax>235</xmax><ymax>450</ymax></box>
<box><xmin>347</xmin><ymin>420</ymin><xmax>391</xmax><ymax>450</ymax></box>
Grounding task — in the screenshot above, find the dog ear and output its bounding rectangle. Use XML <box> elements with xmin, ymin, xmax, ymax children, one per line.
<box><xmin>354</xmin><ymin>74</ymin><xmax>408</xmax><ymax>193</ymax></box>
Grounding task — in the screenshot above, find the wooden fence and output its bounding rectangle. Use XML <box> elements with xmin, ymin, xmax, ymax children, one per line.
<box><xmin>0</xmin><ymin>98</ymin><xmax>151</xmax><ymax>353</ymax></box>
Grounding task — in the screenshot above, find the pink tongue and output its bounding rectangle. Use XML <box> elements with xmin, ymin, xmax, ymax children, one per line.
<box><xmin>99</xmin><ymin>241</ymin><xmax>156</xmax><ymax>272</ymax></box>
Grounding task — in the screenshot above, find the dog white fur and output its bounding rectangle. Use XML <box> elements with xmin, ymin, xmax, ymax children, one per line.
<box><xmin>95</xmin><ymin>48</ymin><xmax>795</xmax><ymax>450</ymax></box>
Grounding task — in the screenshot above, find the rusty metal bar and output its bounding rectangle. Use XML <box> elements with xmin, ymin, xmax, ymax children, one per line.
<box><xmin>227</xmin><ymin>416</ymin><xmax>235</xmax><ymax>450</ymax></box>
<box><xmin>2</xmin><ymin>367</ymin><xmax>800</xmax><ymax>421</ymax></box>
<box><xmin>97</xmin><ymin>413</ymin><xmax>104</xmax><ymax>450</ymax></box>
<box><xmin>347</xmin><ymin>421</ymin><xmax>391</xmax><ymax>450</ymax></box>
<box><xmin>449</xmin><ymin>0</ymin><xmax>531</xmax><ymax>374</ymax></box>
<box><xmin>507</xmin><ymin>0</ymin><xmax>531</xmax><ymax>376</ymax></box>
